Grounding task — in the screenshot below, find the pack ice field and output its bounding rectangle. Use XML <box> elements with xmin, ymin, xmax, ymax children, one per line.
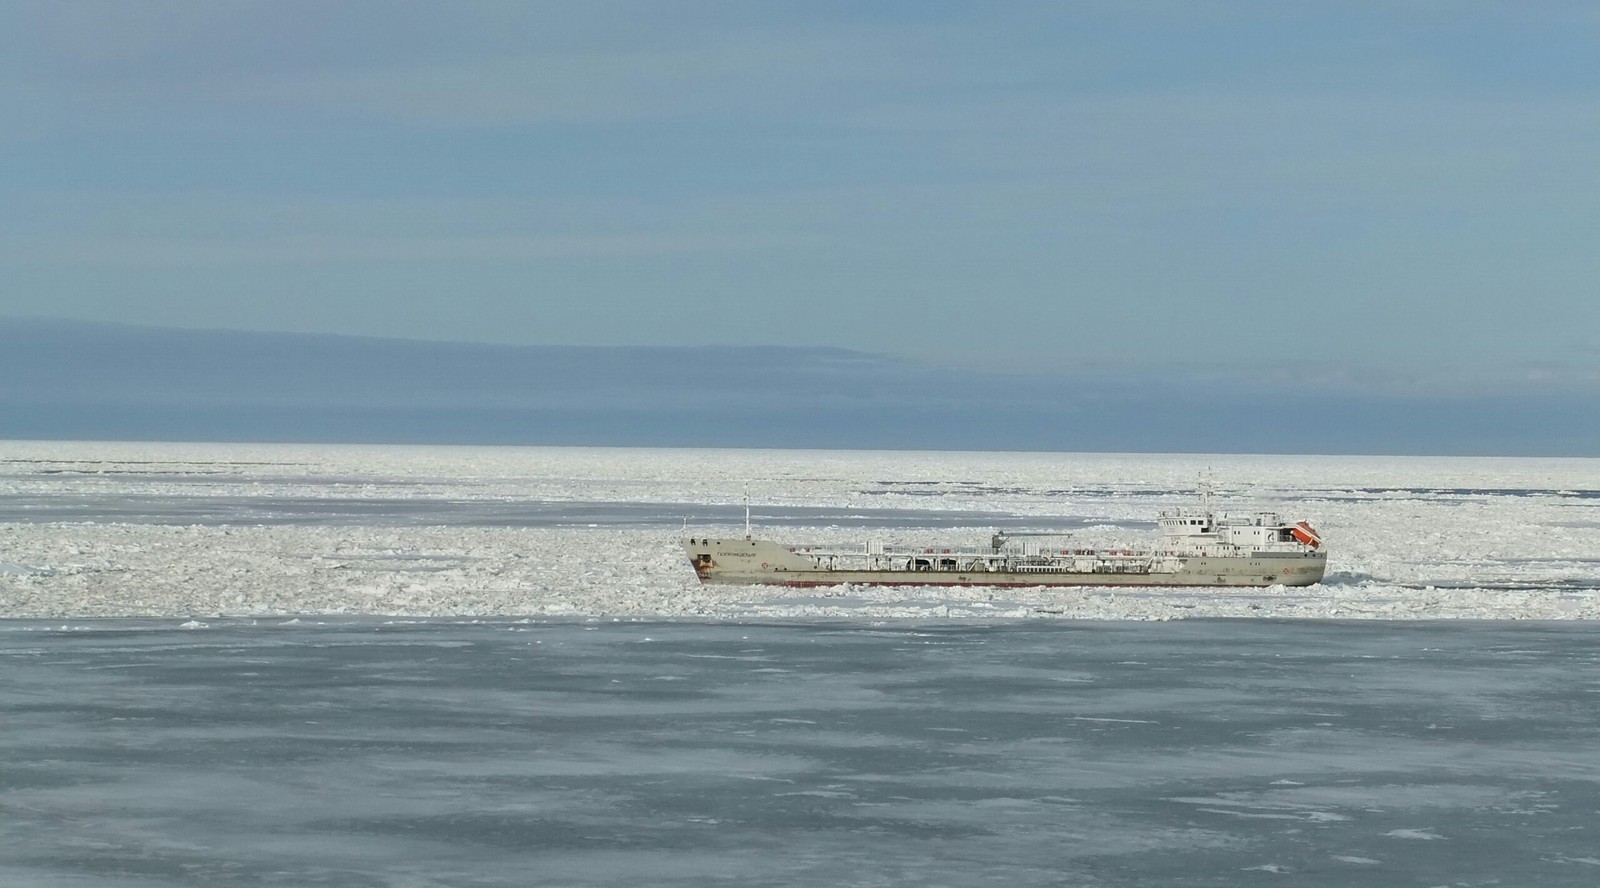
<box><xmin>1</xmin><ymin>441</ymin><xmax>1597</xmax><ymax>620</ymax></box>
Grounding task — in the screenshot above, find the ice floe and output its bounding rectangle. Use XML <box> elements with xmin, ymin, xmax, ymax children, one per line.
<box><xmin>1</xmin><ymin>440</ymin><xmax>1597</xmax><ymax>620</ymax></box>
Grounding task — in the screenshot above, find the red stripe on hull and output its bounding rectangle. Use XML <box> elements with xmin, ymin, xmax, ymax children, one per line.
<box><xmin>705</xmin><ymin>579</ymin><xmax>1320</xmax><ymax>589</ymax></box>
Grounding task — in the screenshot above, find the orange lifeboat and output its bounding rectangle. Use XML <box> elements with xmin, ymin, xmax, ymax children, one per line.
<box><xmin>1290</xmin><ymin>521</ymin><xmax>1322</xmax><ymax>548</ymax></box>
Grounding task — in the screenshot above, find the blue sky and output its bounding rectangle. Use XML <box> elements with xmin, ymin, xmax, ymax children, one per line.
<box><xmin>3</xmin><ymin>1</ymin><xmax>1599</xmax><ymax>388</ymax></box>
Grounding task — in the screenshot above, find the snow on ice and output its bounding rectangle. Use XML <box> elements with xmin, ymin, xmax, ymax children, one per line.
<box><xmin>1</xmin><ymin>440</ymin><xmax>1597</xmax><ymax>620</ymax></box>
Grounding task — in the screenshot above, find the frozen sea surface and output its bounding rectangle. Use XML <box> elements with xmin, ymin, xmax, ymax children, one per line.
<box><xmin>2</xmin><ymin>441</ymin><xmax>1598</xmax><ymax>620</ymax></box>
<box><xmin>3</xmin><ymin>618</ymin><xmax>1598</xmax><ymax>887</ymax></box>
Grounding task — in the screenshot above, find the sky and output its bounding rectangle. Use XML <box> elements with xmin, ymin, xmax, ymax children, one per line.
<box><xmin>3</xmin><ymin>1</ymin><xmax>1599</xmax><ymax>389</ymax></box>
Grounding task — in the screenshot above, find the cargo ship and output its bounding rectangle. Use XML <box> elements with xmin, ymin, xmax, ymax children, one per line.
<box><xmin>683</xmin><ymin>494</ymin><xmax>1325</xmax><ymax>588</ymax></box>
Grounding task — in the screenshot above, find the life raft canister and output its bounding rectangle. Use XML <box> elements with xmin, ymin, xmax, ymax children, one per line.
<box><xmin>1290</xmin><ymin>521</ymin><xmax>1322</xmax><ymax>549</ymax></box>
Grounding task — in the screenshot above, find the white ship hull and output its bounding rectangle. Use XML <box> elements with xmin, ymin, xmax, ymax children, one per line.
<box><xmin>684</xmin><ymin>494</ymin><xmax>1328</xmax><ymax>589</ymax></box>
<box><xmin>684</xmin><ymin>538</ymin><xmax>1327</xmax><ymax>588</ymax></box>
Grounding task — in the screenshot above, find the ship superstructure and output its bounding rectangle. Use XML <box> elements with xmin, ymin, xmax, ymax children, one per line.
<box><xmin>683</xmin><ymin>492</ymin><xmax>1326</xmax><ymax>588</ymax></box>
